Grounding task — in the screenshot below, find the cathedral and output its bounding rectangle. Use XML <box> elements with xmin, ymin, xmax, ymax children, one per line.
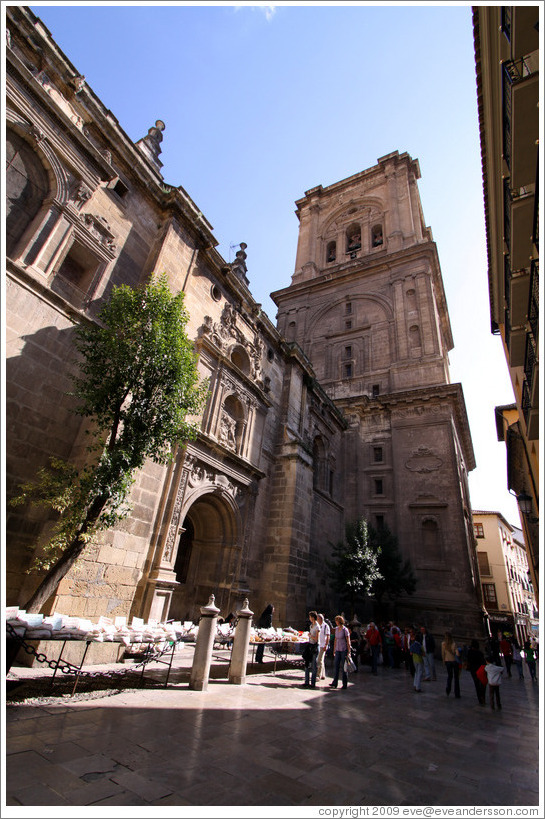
<box><xmin>5</xmin><ymin>6</ymin><xmax>483</xmax><ymax>642</ymax></box>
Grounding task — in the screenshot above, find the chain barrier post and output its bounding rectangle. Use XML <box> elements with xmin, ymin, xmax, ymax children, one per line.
<box><xmin>189</xmin><ymin>594</ymin><xmax>220</xmax><ymax>691</ymax></box>
<box><xmin>228</xmin><ymin>597</ymin><xmax>254</xmax><ymax>685</ymax></box>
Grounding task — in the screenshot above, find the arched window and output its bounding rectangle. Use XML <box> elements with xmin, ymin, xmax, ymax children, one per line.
<box><xmin>409</xmin><ymin>325</ymin><xmax>422</xmax><ymax>349</ymax></box>
<box><xmin>5</xmin><ymin>129</ymin><xmax>49</xmax><ymax>258</ymax></box>
<box><xmin>326</xmin><ymin>241</ymin><xmax>336</xmax><ymax>263</ymax></box>
<box><xmin>287</xmin><ymin>321</ymin><xmax>296</xmax><ymax>342</ymax></box>
<box><xmin>371</xmin><ymin>224</ymin><xmax>383</xmax><ymax>247</ymax></box>
<box><xmin>230</xmin><ymin>346</ymin><xmax>251</xmax><ymax>375</ymax></box>
<box><xmin>346</xmin><ymin>223</ymin><xmax>361</xmax><ymax>252</ymax></box>
<box><xmin>422</xmin><ymin>518</ymin><xmax>440</xmax><ymax>555</ymax></box>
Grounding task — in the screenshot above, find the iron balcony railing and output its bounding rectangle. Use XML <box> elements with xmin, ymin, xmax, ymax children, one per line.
<box><xmin>522</xmin><ymin>378</ymin><xmax>531</xmax><ymax>424</ymax></box>
<box><xmin>524</xmin><ymin>332</ymin><xmax>537</xmax><ymax>394</ymax></box>
<box><xmin>528</xmin><ymin>259</ymin><xmax>539</xmax><ymax>345</ymax></box>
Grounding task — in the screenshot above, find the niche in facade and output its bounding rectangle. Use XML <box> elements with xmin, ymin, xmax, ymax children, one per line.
<box><xmin>346</xmin><ymin>223</ymin><xmax>361</xmax><ymax>252</ymax></box>
<box><xmin>326</xmin><ymin>240</ymin><xmax>336</xmax><ymax>263</ymax></box>
<box><xmin>220</xmin><ymin>394</ymin><xmax>245</xmax><ymax>453</ymax></box>
<box><xmin>371</xmin><ymin>224</ymin><xmax>383</xmax><ymax>247</ymax></box>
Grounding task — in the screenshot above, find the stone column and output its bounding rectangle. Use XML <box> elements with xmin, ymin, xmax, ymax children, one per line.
<box><xmin>189</xmin><ymin>594</ymin><xmax>220</xmax><ymax>691</ymax></box>
<box><xmin>228</xmin><ymin>598</ymin><xmax>254</xmax><ymax>685</ymax></box>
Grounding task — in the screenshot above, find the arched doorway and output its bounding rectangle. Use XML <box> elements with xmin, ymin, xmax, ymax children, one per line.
<box><xmin>168</xmin><ymin>491</ymin><xmax>241</xmax><ymax>623</ymax></box>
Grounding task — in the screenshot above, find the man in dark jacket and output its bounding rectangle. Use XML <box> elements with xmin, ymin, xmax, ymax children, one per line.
<box><xmin>420</xmin><ymin>626</ymin><xmax>436</xmax><ymax>681</ymax></box>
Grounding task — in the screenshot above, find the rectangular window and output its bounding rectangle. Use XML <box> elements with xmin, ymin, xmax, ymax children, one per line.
<box><xmin>344</xmin><ymin>345</ymin><xmax>352</xmax><ymax>359</ymax></box>
<box><xmin>373</xmin><ymin>446</ymin><xmax>383</xmax><ymax>463</ymax></box>
<box><xmin>372</xmin><ymin>384</ymin><xmax>380</xmax><ymax>398</ymax></box>
<box><xmin>345</xmin><ymin>320</ymin><xmax>352</xmax><ymax>330</ymax></box>
<box><xmin>474</xmin><ymin>522</ymin><xmax>484</xmax><ymax>538</ymax></box>
<box><xmin>477</xmin><ymin>551</ymin><xmax>491</xmax><ymax>576</ymax></box>
<box><xmin>375</xmin><ymin>514</ymin><xmax>384</xmax><ymax>530</ymax></box>
<box><xmin>374</xmin><ymin>479</ymin><xmax>383</xmax><ymax>495</ymax></box>
<box><xmin>346</xmin><ymin>302</ymin><xmax>352</xmax><ymax>315</ymax></box>
<box><xmin>344</xmin><ymin>363</ymin><xmax>352</xmax><ymax>379</ymax></box>
<box><xmin>482</xmin><ymin>583</ymin><xmax>497</xmax><ymax>606</ymax></box>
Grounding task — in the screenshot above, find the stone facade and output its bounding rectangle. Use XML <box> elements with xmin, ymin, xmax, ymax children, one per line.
<box><xmin>5</xmin><ymin>7</ymin><xmax>482</xmax><ymax>638</ymax></box>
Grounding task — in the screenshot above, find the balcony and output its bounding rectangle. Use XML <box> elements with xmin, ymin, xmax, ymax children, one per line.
<box><xmin>502</xmin><ymin>54</ymin><xmax>539</xmax><ymax>190</ymax></box>
<box><xmin>522</xmin><ymin>375</ymin><xmax>539</xmax><ymax>441</ymax></box>
<box><xmin>506</xmin><ymin>266</ymin><xmax>531</xmax><ymax>328</ymax></box>
<box><xmin>510</xmin><ymin>187</ymin><xmax>535</xmax><ymax>271</ymax></box>
<box><xmin>505</xmin><ymin>313</ymin><xmax>526</xmax><ymax>367</ymax></box>
<box><xmin>528</xmin><ymin>259</ymin><xmax>539</xmax><ymax>344</ymax></box>
<box><xmin>522</xmin><ymin>335</ymin><xmax>539</xmax><ymax>441</ymax></box>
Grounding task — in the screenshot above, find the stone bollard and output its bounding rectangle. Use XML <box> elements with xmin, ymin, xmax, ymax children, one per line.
<box><xmin>189</xmin><ymin>594</ymin><xmax>220</xmax><ymax>691</ymax></box>
<box><xmin>228</xmin><ymin>598</ymin><xmax>254</xmax><ymax>685</ymax></box>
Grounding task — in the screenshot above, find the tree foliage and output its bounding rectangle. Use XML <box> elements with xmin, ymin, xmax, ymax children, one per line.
<box><xmin>369</xmin><ymin>524</ymin><xmax>417</xmax><ymax>606</ymax></box>
<box><xmin>326</xmin><ymin>518</ymin><xmax>383</xmax><ymax>618</ymax></box>
<box><xmin>11</xmin><ymin>274</ymin><xmax>208</xmax><ymax>612</ymax></box>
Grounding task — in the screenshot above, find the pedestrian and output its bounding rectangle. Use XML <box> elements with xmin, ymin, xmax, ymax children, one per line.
<box><xmin>499</xmin><ymin>633</ymin><xmax>513</xmax><ymax>677</ymax></box>
<box><xmin>512</xmin><ymin>639</ymin><xmax>524</xmax><ymax>679</ymax></box>
<box><xmin>301</xmin><ymin>610</ymin><xmax>320</xmax><ymax>688</ymax></box>
<box><xmin>466</xmin><ymin>639</ymin><xmax>487</xmax><ymax>705</ymax></box>
<box><xmin>349</xmin><ymin>620</ymin><xmax>361</xmax><ymax>671</ymax></box>
<box><xmin>485</xmin><ymin>654</ymin><xmax>504</xmax><ymax>710</ymax></box>
<box><xmin>255</xmin><ymin>604</ymin><xmax>274</xmax><ymax>663</ymax></box>
<box><xmin>383</xmin><ymin>623</ymin><xmax>396</xmax><ymax>669</ymax></box>
<box><xmin>402</xmin><ymin>626</ymin><xmax>415</xmax><ymax>676</ymax></box>
<box><xmin>420</xmin><ymin>626</ymin><xmax>436</xmax><ymax>681</ymax></box>
<box><xmin>410</xmin><ymin>628</ymin><xmax>424</xmax><ymax>692</ymax></box>
<box><xmin>442</xmin><ymin>631</ymin><xmax>461</xmax><ymax>699</ymax></box>
<box><xmin>316</xmin><ymin>613</ymin><xmax>330</xmax><ymax>681</ymax></box>
<box><xmin>391</xmin><ymin>623</ymin><xmax>402</xmax><ymax>669</ymax></box>
<box><xmin>523</xmin><ymin>640</ymin><xmax>537</xmax><ymax>681</ymax></box>
<box><xmin>365</xmin><ymin>621</ymin><xmax>382</xmax><ymax>675</ymax></box>
<box><xmin>329</xmin><ymin>615</ymin><xmax>351</xmax><ymax>690</ymax></box>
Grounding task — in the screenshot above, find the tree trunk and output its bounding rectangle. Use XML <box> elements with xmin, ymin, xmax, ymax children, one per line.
<box><xmin>23</xmin><ymin>494</ymin><xmax>108</xmax><ymax>613</ymax></box>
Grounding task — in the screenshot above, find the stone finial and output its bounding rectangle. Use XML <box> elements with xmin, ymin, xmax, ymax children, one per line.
<box><xmin>237</xmin><ymin>598</ymin><xmax>254</xmax><ymax>617</ymax></box>
<box><xmin>200</xmin><ymin>594</ymin><xmax>220</xmax><ymax>616</ymax></box>
<box><xmin>230</xmin><ymin>242</ymin><xmax>249</xmax><ymax>286</ymax></box>
<box><xmin>135</xmin><ymin>119</ymin><xmax>166</xmax><ymax>172</ymax></box>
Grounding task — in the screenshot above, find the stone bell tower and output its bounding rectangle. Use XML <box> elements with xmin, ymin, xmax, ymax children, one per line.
<box><xmin>272</xmin><ymin>151</ymin><xmax>483</xmax><ymax>637</ymax></box>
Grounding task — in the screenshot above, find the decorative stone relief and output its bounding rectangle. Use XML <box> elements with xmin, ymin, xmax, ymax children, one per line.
<box><xmin>29</xmin><ymin>125</ymin><xmax>46</xmax><ymax>145</ymax></box>
<box><xmin>201</xmin><ymin>303</ymin><xmax>264</xmax><ymax>383</ymax></box>
<box><xmin>219</xmin><ymin>412</ymin><xmax>237</xmax><ymax>451</ymax></box>
<box><xmin>405</xmin><ymin>446</ymin><xmax>443</xmax><ymax>473</ymax></box>
<box><xmin>80</xmin><ymin>212</ymin><xmax>116</xmax><ymax>254</ymax></box>
<box><xmin>71</xmin><ymin>181</ymin><xmax>92</xmax><ymax>208</ymax></box>
<box><xmin>35</xmin><ymin>71</ymin><xmax>84</xmax><ymax>129</ymax></box>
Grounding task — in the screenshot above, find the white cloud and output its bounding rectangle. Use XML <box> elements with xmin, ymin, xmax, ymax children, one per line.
<box><xmin>234</xmin><ymin>5</ymin><xmax>277</xmax><ymax>22</ymax></box>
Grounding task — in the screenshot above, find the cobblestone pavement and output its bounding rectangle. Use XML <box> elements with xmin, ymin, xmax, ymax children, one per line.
<box><xmin>4</xmin><ymin>646</ymin><xmax>541</xmax><ymax>811</ymax></box>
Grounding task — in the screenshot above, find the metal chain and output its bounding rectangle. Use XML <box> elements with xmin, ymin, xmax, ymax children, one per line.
<box><xmin>6</xmin><ymin>622</ymin><xmax>181</xmax><ymax>681</ymax></box>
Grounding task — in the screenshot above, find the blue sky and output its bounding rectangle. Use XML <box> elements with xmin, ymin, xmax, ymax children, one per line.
<box><xmin>24</xmin><ymin>1</ymin><xmax>521</xmax><ymax>524</ymax></box>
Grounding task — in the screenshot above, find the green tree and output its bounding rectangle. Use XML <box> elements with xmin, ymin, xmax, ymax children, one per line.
<box><xmin>11</xmin><ymin>275</ymin><xmax>208</xmax><ymax>612</ymax></box>
<box><xmin>369</xmin><ymin>524</ymin><xmax>417</xmax><ymax>615</ymax></box>
<box><xmin>327</xmin><ymin>518</ymin><xmax>383</xmax><ymax>619</ymax></box>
